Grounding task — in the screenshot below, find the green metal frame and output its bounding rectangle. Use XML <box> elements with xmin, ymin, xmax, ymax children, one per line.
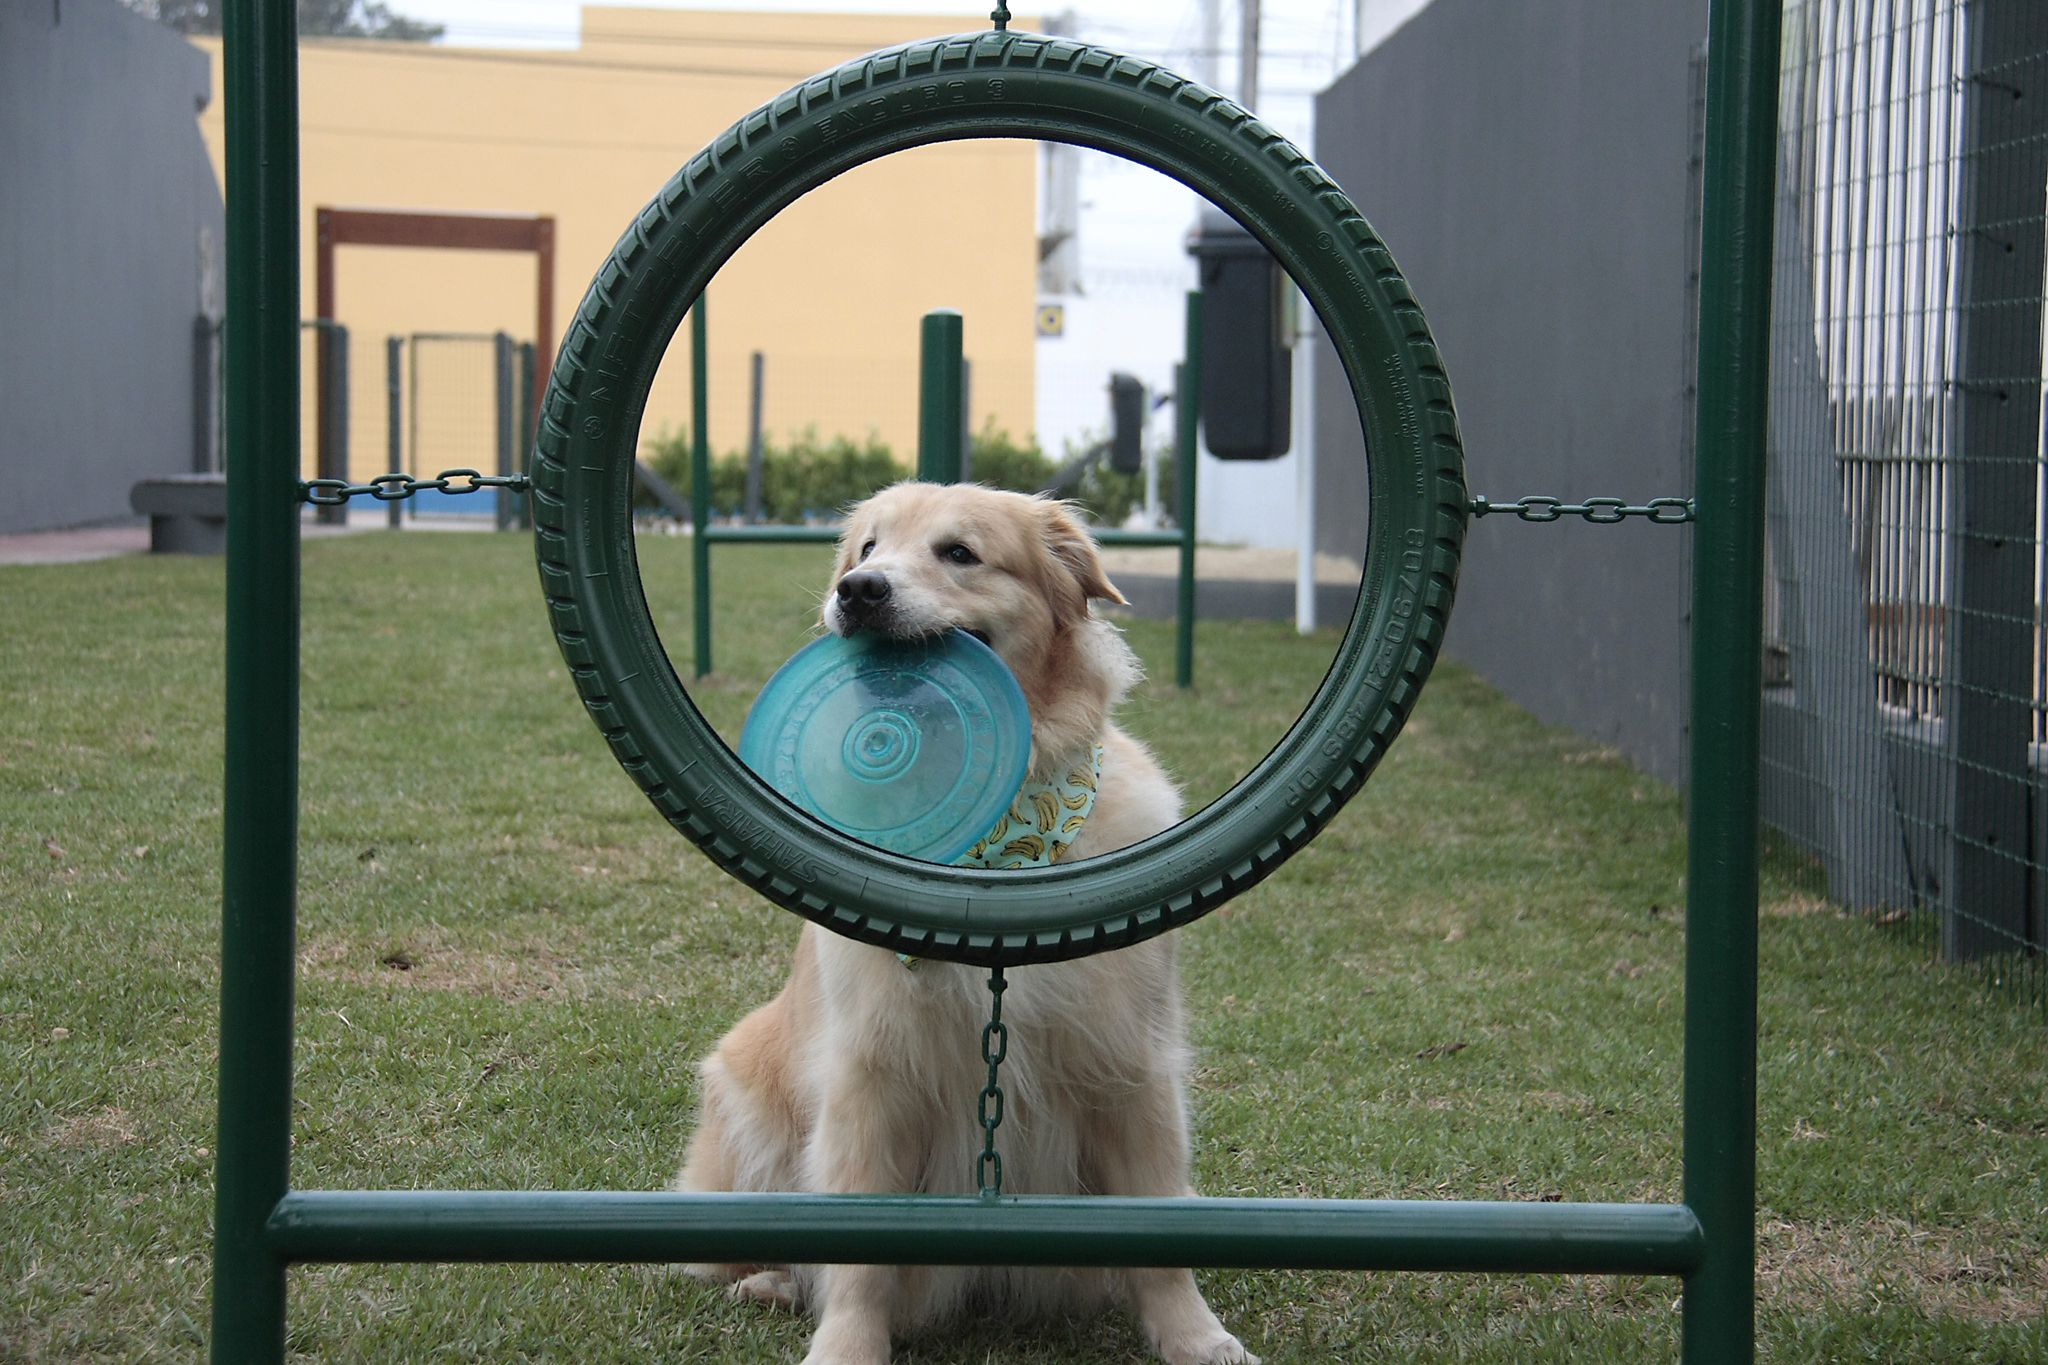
<box><xmin>212</xmin><ymin>1</ymin><xmax>1776</xmax><ymax>1361</ymax></box>
<box><xmin>678</xmin><ymin>304</ymin><xmax>1195</xmax><ymax>685</ymax></box>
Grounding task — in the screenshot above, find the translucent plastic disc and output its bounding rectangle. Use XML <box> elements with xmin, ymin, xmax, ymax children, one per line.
<box><xmin>738</xmin><ymin>629</ymin><xmax>1032</xmax><ymax>863</ymax></box>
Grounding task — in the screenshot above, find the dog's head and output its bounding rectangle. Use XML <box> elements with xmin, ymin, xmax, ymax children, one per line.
<box><xmin>824</xmin><ymin>482</ymin><xmax>1137</xmax><ymax>771</ymax></box>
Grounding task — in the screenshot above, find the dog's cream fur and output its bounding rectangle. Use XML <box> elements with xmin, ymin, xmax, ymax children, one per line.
<box><xmin>673</xmin><ymin>484</ymin><xmax>1253</xmax><ymax>1365</ymax></box>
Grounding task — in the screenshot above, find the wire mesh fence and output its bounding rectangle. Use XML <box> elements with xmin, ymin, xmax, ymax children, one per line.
<box><xmin>407</xmin><ymin>332</ymin><xmax>499</xmax><ymax>518</ymax></box>
<box><xmin>1766</xmin><ymin>0</ymin><xmax>2047</xmax><ymax>1014</ymax></box>
<box><xmin>403</xmin><ymin>332</ymin><xmax>532</xmax><ymax>525</ymax></box>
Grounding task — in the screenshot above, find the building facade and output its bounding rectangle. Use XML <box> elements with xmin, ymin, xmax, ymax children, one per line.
<box><xmin>1</xmin><ymin>0</ymin><xmax>226</xmax><ymax>533</ymax></box>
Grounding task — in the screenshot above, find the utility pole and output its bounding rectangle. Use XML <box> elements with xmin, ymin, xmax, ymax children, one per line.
<box><xmin>1198</xmin><ymin>0</ymin><xmax>1221</xmax><ymax>89</ymax></box>
<box><xmin>1239</xmin><ymin>0</ymin><xmax>1259</xmax><ymax>109</ymax></box>
<box><xmin>1037</xmin><ymin>11</ymin><xmax>1080</xmax><ymax>296</ymax></box>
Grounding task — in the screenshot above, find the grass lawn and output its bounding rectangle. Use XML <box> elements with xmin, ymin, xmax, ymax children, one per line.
<box><xmin>3</xmin><ymin>531</ymin><xmax>2043</xmax><ymax>1363</ymax></box>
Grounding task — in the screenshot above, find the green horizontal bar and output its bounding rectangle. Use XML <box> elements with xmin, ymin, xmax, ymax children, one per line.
<box><xmin>267</xmin><ymin>1192</ymin><xmax>1703</xmax><ymax>1276</ymax></box>
<box><xmin>1089</xmin><ymin>529</ymin><xmax>1187</xmax><ymax>547</ymax></box>
<box><xmin>701</xmin><ymin>525</ymin><xmax>843</xmax><ymax>543</ymax></box>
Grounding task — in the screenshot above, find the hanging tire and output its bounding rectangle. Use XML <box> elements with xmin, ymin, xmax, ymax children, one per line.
<box><xmin>531</xmin><ymin>29</ymin><xmax>1466</xmax><ymax>966</ymax></box>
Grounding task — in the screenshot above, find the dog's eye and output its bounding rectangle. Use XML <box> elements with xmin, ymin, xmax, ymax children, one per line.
<box><xmin>940</xmin><ymin>543</ymin><xmax>979</xmax><ymax>567</ymax></box>
<box><xmin>858</xmin><ymin>540</ymin><xmax>875</xmax><ymax>562</ymax></box>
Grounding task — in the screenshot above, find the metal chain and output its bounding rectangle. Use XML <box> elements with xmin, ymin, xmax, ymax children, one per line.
<box><xmin>990</xmin><ymin>1</ymin><xmax>1010</xmax><ymax>31</ymax></box>
<box><xmin>1468</xmin><ymin>495</ymin><xmax>1694</xmax><ymax>524</ymax></box>
<box><xmin>299</xmin><ymin>469</ymin><xmax>532</xmax><ymax>507</ymax></box>
<box><xmin>976</xmin><ymin>965</ymin><xmax>1009</xmax><ymax>1200</ymax></box>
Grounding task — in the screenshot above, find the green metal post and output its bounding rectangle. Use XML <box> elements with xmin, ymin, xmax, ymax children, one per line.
<box><xmin>917</xmin><ymin>309</ymin><xmax>965</xmax><ymax>484</ymax></box>
<box><xmin>212</xmin><ymin>0</ymin><xmax>299</xmax><ymax>1359</ymax></box>
<box><xmin>494</xmin><ymin>332</ymin><xmax>516</xmax><ymax>532</ymax></box>
<box><xmin>691</xmin><ymin>298</ymin><xmax>711</xmax><ymax>679</ymax></box>
<box><xmin>1175</xmin><ymin>293</ymin><xmax>1201</xmax><ymax>689</ymax></box>
<box><xmin>1683</xmin><ymin>0</ymin><xmax>1777</xmax><ymax>1361</ymax></box>
<box><xmin>517</xmin><ymin>340</ymin><xmax>535</xmax><ymax>531</ymax></box>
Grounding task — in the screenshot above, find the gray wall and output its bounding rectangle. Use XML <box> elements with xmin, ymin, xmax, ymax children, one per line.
<box><xmin>1312</xmin><ymin>0</ymin><xmax>1706</xmax><ymax>786</ymax></box>
<box><xmin>0</xmin><ymin>0</ymin><xmax>225</xmax><ymax>534</ymax></box>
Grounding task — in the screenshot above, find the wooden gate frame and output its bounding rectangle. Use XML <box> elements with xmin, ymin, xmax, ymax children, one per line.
<box><xmin>311</xmin><ymin>207</ymin><xmax>555</xmax><ymax>498</ymax></box>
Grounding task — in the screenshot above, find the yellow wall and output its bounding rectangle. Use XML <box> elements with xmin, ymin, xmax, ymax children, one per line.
<box><xmin>191</xmin><ymin>8</ymin><xmax>1037</xmax><ymax>480</ymax></box>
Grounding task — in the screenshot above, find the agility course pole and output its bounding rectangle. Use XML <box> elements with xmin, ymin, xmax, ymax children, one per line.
<box><xmin>267</xmin><ymin>1191</ymin><xmax>1700</xmax><ymax>1273</ymax></box>
<box><xmin>917</xmin><ymin>308</ymin><xmax>966</xmax><ymax>483</ymax></box>
<box><xmin>1681</xmin><ymin>0</ymin><xmax>1779</xmax><ymax>1357</ymax></box>
<box><xmin>1175</xmin><ymin>293</ymin><xmax>1199</xmax><ymax>689</ymax></box>
<box><xmin>691</xmin><ymin>298</ymin><xmax>711</xmax><ymax>678</ymax></box>
<box><xmin>384</xmin><ymin>336</ymin><xmax>402</xmax><ymax>530</ymax></box>
<box><xmin>494</xmin><ymin>332</ymin><xmax>517</xmax><ymax>532</ymax></box>
<box><xmin>212</xmin><ymin>0</ymin><xmax>299</xmax><ymax>1355</ymax></box>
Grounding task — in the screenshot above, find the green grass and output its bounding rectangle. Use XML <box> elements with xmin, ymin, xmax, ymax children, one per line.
<box><xmin>3</xmin><ymin>532</ymin><xmax>2043</xmax><ymax>1363</ymax></box>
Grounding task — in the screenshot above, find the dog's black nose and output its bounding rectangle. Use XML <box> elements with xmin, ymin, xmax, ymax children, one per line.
<box><xmin>836</xmin><ymin>570</ymin><xmax>891</xmax><ymax>608</ymax></box>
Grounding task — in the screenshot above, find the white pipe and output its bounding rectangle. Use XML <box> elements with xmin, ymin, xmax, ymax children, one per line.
<box><xmin>1294</xmin><ymin>294</ymin><xmax>1317</xmax><ymax>633</ymax></box>
<box><xmin>1143</xmin><ymin>438</ymin><xmax>1161</xmax><ymax>528</ymax></box>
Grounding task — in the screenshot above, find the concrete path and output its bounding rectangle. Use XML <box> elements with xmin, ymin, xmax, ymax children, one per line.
<box><xmin>0</xmin><ymin>510</ymin><xmax>394</xmax><ymax>567</ymax></box>
<box><xmin>1095</xmin><ymin>545</ymin><xmax>1360</xmax><ymax>584</ymax></box>
<box><xmin>0</xmin><ymin>526</ymin><xmax>150</xmax><ymax>565</ymax></box>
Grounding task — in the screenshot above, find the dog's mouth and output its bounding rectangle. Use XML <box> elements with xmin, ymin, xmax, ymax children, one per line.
<box><xmin>835</xmin><ymin>611</ymin><xmax>993</xmax><ymax>651</ymax></box>
<box><xmin>894</xmin><ymin>624</ymin><xmax>996</xmax><ymax>650</ymax></box>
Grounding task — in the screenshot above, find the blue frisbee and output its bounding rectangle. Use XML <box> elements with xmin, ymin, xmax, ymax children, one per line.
<box><xmin>738</xmin><ymin>629</ymin><xmax>1032</xmax><ymax>863</ymax></box>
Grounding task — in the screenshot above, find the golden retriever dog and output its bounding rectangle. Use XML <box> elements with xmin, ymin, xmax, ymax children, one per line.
<box><xmin>674</xmin><ymin>483</ymin><xmax>1253</xmax><ymax>1365</ymax></box>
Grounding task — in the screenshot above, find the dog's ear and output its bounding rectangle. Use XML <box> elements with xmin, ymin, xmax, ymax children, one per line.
<box><xmin>1039</xmin><ymin>498</ymin><xmax>1128</xmax><ymax>617</ymax></box>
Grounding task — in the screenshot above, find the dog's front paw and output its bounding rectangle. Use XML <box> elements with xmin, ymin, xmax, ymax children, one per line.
<box><xmin>797</xmin><ymin>1349</ymin><xmax>887</xmax><ymax>1365</ymax></box>
<box><xmin>797</xmin><ymin>1330</ymin><xmax>890</xmax><ymax>1365</ymax></box>
<box><xmin>731</xmin><ymin>1268</ymin><xmax>801</xmax><ymax>1310</ymax></box>
<box><xmin>1155</xmin><ymin>1325</ymin><xmax>1257</xmax><ymax>1365</ymax></box>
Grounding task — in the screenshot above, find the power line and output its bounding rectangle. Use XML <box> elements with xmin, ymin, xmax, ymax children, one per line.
<box><xmin>299</xmin><ymin>120</ymin><xmax>1004</xmax><ymax>156</ymax></box>
<box><xmin>289</xmin><ymin>32</ymin><xmax>1336</xmax><ymax>121</ymax></box>
<box><xmin>300</xmin><ymin>35</ymin><xmax>826</xmax><ymax>82</ymax></box>
<box><xmin>310</xmin><ymin>23</ymin><xmax>1344</xmax><ymax>66</ymax></box>
<box><xmin>300</xmin><ymin>122</ymin><xmax>696</xmax><ymax>154</ymax></box>
<box><xmin>435</xmin><ymin>21</ymin><xmax>977</xmax><ymax>55</ymax></box>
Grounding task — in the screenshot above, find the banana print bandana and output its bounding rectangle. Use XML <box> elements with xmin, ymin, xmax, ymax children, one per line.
<box><xmin>897</xmin><ymin>747</ymin><xmax>1103</xmax><ymax>967</ymax></box>
<box><xmin>954</xmin><ymin>745</ymin><xmax>1103</xmax><ymax>870</ymax></box>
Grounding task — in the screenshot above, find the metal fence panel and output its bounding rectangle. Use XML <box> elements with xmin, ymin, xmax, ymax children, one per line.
<box><xmin>1764</xmin><ymin>0</ymin><xmax>2046</xmax><ymax>1006</ymax></box>
<box><xmin>408</xmin><ymin>332</ymin><xmax>500</xmax><ymax>518</ymax></box>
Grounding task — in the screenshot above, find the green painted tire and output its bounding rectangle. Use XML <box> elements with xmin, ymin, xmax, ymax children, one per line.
<box><xmin>532</xmin><ymin>30</ymin><xmax>1465</xmax><ymax>967</ymax></box>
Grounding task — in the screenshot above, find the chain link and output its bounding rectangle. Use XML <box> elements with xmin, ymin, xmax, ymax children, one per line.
<box><xmin>976</xmin><ymin>965</ymin><xmax>1009</xmax><ymax>1200</ymax></box>
<box><xmin>1468</xmin><ymin>495</ymin><xmax>1694</xmax><ymax>524</ymax></box>
<box><xmin>299</xmin><ymin>470</ymin><xmax>532</xmax><ymax>507</ymax></box>
<box><xmin>990</xmin><ymin>1</ymin><xmax>1011</xmax><ymax>30</ymax></box>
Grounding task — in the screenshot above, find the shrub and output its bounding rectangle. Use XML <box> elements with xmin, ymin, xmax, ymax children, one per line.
<box><xmin>635</xmin><ymin>421</ymin><xmax>1178</xmax><ymax>529</ymax></box>
<box><xmin>968</xmin><ymin>424</ymin><xmax>1178</xmax><ymax>529</ymax></box>
<box><xmin>965</xmin><ymin>422</ymin><xmax>1058</xmax><ymax>494</ymax></box>
<box><xmin>640</xmin><ymin>428</ymin><xmax>902</xmax><ymax>523</ymax></box>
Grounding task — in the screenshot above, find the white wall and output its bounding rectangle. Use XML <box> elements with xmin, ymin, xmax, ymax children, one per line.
<box><xmin>1031</xmin><ymin>148</ymin><xmax>1303</xmax><ymax>548</ymax></box>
